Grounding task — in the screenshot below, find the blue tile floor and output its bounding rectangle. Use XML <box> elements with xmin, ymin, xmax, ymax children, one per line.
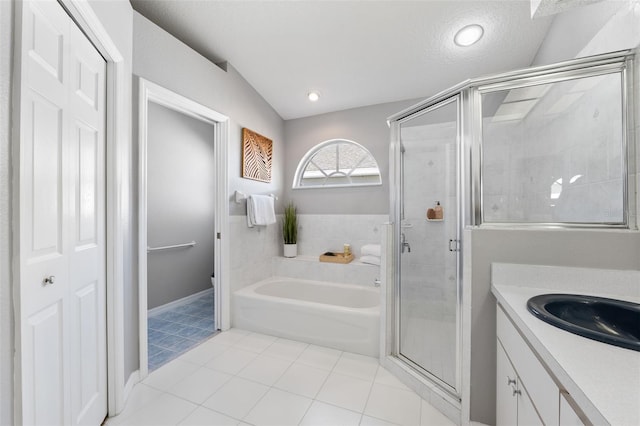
<box><xmin>147</xmin><ymin>290</ymin><xmax>217</xmax><ymax>371</ymax></box>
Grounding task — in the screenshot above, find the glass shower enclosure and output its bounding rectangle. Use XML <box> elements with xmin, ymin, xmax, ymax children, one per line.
<box><xmin>386</xmin><ymin>50</ymin><xmax>635</xmax><ymax>408</ymax></box>
<box><xmin>395</xmin><ymin>97</ymin><xmax>462</xmax><ymax>396</ymax></box>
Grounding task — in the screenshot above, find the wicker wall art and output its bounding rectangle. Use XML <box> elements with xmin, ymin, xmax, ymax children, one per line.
<box><xmin>241</xmin><ymin>128</ymin><xmax>273</xmax><ymax>182</ymax></box>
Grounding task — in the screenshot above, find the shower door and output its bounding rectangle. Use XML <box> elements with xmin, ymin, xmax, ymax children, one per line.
<box><xmin>396</xmin><ymin>96</ymin><xmax>461</xmax><ymax>397</ymax></box>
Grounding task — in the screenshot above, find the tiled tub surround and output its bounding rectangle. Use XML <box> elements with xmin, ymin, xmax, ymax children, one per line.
<box><xmin>233</xmin><ymin>277</ymin><xmax>380</xmax><ymax>356</ymax></box>
<box><xmin>229</xmin><ymin>214</ymin><xmax>389</xmax><ymax>292</ymax></box>
<box><xmin>229</xmin><ymin>214</ymin><xmax>387</xmax><ymax>291</ymax></box>
<box><xmin>229</xmin><ymin>215</ymin><xmax>280</xmax><ymax>293</ymax></box>
<box><xmin>148</xmin><ymin>289</ymin><xmax>217</xmax><ymax>370</ymax></box>
<box><xmin>491</xmin><ymin>263</ymin><xmax>640</xmax><ymax>425</ymax></box>
<box><xmin>107</xmin><ymin>329</ymin><xmax>455</xmax><ymax>426</ymax></box>
<box><xmin>274</xmin><ymin>214</ymin><xmax>386</xmax><ymax>287</ymax></box>
<box><xmin>230</xmin><ymin>214</ymin><xmax>385</xmax><ymax>351</ymax></box>
<box><xmin>273</xmin><ymin>256</ymin><xmax>379</xmax><ymax>287</ymax></box>
<box><xmin>296</xmin><ymin>214</ymin><xmax>389</xmax><ymax>258</ymax></box>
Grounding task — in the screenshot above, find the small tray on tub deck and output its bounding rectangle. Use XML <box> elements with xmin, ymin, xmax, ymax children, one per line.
<box><xmin>319</xmin><ymin>252</ymin><xmax>354</xmax><ymax>264</ymax></box>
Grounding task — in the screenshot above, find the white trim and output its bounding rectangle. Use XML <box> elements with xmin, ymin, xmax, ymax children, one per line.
<box><xmin>137</xmin><ymin>78</ymin><xmax>229</xmax><ymax>380</ymax></box>
<box><xmin>123</xmin><ymin>370</ymin><xmax>140</xmax><ymax>406</ymax></box>
<box><xmin>148</xmin><ymin>288</ymin><xmax>213</xmax><ymax>317</ymax></box>
<box><xmin>292</xmin><ymin>138</ymin><xmax>382</xmax><ymax>189</ymax></box>
<box><xmin>216</xmin><ymin>119</ymin><xmax>231</xmax><ymax>332</ymax></box>
<box><xmin>10</xmin><ymin>3</ymin><xmax>25</xmax><ymax>423</ymax></box>
<box><xmin>460</xmin><ymin>228</ymin><xmax>472</xmax><ymax>424</ymax></box>
<box><xmin>58</xmin><ymin>0</ymin><xmax>123</xmax><ymax>62</ymax></box>
<box><xmin>58</xmin><ymin>0</ymin><xmax>130</xmax><ymax>416</ymax></box>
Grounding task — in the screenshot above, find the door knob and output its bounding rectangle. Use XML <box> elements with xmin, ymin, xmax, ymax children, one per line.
<box><xmin>43</xmin><ymin>276</ymin><xmax>55</xmax><ymax>285</ymax></box>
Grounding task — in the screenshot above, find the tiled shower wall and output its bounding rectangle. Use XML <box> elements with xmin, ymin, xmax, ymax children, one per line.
<box><xmin>483</xmin><ymin>72</ymin><xmax>627</xmax><ymax>223</ymax></box>
<box><xmin>400</xmin><ymin>123</ymin><xmax>458</xmax><ymax>317</ymax></box>
<box><xmin>229</xmin><ymin>214</ymin><xmax>388</xmax><ymax>292</ymax></box>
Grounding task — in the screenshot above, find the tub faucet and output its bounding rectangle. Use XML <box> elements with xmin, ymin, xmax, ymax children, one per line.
<box><xmin>401</xmin><ymin>233</ymin><xmax>411</xmax><ymax>253</ymax></box>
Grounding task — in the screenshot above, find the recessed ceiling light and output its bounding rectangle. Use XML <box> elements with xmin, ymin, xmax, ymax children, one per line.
<box><xmin>308</xmin><ymin>91</ymin><xmax>320</xmax><ymax>102</ymax></box>
<box><xmin>454</xmin><ymin>24</ymin><xmax>484</xmax><ymax>47</ymax></box>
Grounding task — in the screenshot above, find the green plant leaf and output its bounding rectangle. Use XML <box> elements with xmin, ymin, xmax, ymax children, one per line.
<box><xmin>282</xmin><ymin>201</ymin><xmax>297</xmax><ymax>244</ymax></box>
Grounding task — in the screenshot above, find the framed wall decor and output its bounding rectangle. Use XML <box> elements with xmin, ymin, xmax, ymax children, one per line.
<box><xmin>241</xmin><ymin>128</ymin><xmax>273</xmax><ymax>183</ymax></box>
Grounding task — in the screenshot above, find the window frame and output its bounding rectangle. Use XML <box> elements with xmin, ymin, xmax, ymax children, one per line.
<box><xmin>292</xmin><ymin>138</ymin><xmax>382</xmax><ymax>189</ymax></box>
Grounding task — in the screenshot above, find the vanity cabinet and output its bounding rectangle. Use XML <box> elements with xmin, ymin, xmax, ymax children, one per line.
<box><xmin>496</xmin><ymin>305</ymin><xmax>585</xmax><ymax>426</ymax></box>
<box><xmin>496</xmin><ymin>341</ymin><xmax>542</xmax><ymax>425</ymax></box>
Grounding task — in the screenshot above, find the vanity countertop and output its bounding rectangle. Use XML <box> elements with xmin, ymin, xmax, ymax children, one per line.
<box><xmin>491</xmin><ymin>263</ymin><xmax>640</xmax><ymax>426</ymax></box>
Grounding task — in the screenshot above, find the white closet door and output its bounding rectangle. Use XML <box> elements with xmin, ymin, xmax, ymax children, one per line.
<box><xmin>16</xmin><ymin>1</ymin><xmax>107</xmax><ymax>424</ymax></box>
<box><xmin>67</xmin><ymin>13</ymin><xmax>107</xmax><ymax>426</ymax></box>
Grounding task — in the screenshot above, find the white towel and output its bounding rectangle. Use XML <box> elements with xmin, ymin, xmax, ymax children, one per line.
<box><xmin>361</xmin><ymin>244</ymin><xmax>381</xmax><ymax>257</ymax></box>
<box><xmin>247</xmin><ymin>195</ymin><xmax>276</xmax><ymax>228</ymax></box>
<box><xmin>360</xmin><ymin>255</ymin><xmax>381</xmax><ymax>266</ymax></box>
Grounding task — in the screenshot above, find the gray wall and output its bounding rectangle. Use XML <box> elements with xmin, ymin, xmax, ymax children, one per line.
<box><xmin>283</xmin><ymin>99</ymin><xmax>419</xmax><ymax>214</ymax></box>
<box><xmin>147</xmin><ymin>103</ymin><xmax>215</xmax><ymax>309</ymax></box>
<box><xmin>467</xmin><ymin>2</ymin><xmax>640</xmax><ymax>423</ymax></box>
<box><xmin>133</xmin><ymin>9</ymin><xmax>285</xmax><ymax>331</ymax></box>
<box><xmin>133</xmin><ymin>12</ymin><xmax>285</xmax><ymax>217</ymax></box>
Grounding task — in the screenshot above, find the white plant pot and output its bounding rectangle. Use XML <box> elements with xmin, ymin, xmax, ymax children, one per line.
<box><xmin>283</xmin><ymin>243</ymin><xmax>297</xmax><ymax>258</ymax></box>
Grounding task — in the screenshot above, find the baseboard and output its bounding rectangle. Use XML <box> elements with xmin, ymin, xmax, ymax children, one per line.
<box><xmin>123</xmin><ymin>369</ymin><xmax>140</xmax><ymax>406</ymax></box>
<box><xmin>148</xmin><ymin>287</ymin><xmax>213</xmax><ymax>317</ymax></box>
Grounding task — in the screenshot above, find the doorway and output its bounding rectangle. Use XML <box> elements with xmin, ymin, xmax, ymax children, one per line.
<box><xmin>396</xmin><ymin>97</ymin><xmax>462</xmax><ymax>398</ymax></box>
<box><xmin>137</xmin><ymin>78</ymin><xmax>229</xmax><ymax>378</ymax></box>
<box><xmin>386</xmin><ymin>94</ymin><xmax>464</xmax><ymax>409</ymax></box>
<box><xmin>146</xmin><ymin>102</ymin><xmax>217</xmax><ymax>370</ymax></box>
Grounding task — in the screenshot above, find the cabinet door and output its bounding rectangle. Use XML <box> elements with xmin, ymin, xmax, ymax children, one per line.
<box><xmin>497</xmin><ymin>341</ymin><xmax>518</xmax><ymax>426</ymax></box>
<box><xmin>497</xmin><ymin>305</ymin><xmax>559</xmax><ymax>425</ymax></box>
<box><xmin>518</xmin><ymin>385</ymin><xmax>544</xmax><ymax>426</ymax></box>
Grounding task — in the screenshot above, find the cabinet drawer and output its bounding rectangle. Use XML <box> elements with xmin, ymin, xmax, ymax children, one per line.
<box><xmin>497</xmin><ymin>305</ymin><xmax>559</xmax><ymax>426</ymax></box>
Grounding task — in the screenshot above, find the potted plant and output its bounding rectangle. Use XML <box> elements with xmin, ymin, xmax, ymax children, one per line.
<box><xmin>282</xmin><ymin>201</ymin><xmax>298</xmax><ymax>258</ymax></box>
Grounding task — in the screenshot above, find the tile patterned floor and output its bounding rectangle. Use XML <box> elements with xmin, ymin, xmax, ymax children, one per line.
<box><xmin>108</xmin><ymin>329</ymin><xmax>457</xmax><ymax>426</ymax></box>
<box><xmin>148</xmin><ymin>290</ymin><xmax>217</xmax><ymax>371</ymax></box>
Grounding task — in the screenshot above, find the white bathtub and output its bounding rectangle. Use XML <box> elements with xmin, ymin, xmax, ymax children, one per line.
<box><xmin>233</xmin><ymin>276</ymin><xmax>380</xmax><ymax>357</ymax></box>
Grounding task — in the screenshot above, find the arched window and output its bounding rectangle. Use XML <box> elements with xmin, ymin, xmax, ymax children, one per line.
<box><xmin>293</xmin><ymin>139</ymin><xmax>382</xmax><ymax>188</ymax></box>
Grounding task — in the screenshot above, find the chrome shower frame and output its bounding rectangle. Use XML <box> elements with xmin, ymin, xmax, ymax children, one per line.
<box><xmin>384</xmin><ymin>49</ymin><xmax>636</xmax><ymax>420</ymax></box>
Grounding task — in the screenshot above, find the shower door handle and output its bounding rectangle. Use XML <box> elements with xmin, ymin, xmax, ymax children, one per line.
<box><xmin>448</xmin><ymin>239</ymin><xmax>460</xmax><ymax>252</ymax></box>
<box><xmin>401</xmin><ymin>233</ymin><xmax>411</xmax><ymax>253</ymax></box>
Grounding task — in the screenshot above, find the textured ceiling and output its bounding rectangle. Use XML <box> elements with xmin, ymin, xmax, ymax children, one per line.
<box><xmin>130</xmin><ymin>0</ymin><xmax>555</xmax><ymax>120</ymax></box>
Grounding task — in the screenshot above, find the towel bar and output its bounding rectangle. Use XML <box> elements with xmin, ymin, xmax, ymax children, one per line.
<box><xmin>147</xmin><ymin>241</ymin><xmax>197</xmax><ymax>252</ymax></box>
<box><xmin>234</xmin><ymin>190</ymin><xmax>278</xmax><ymax>204</ymax></box>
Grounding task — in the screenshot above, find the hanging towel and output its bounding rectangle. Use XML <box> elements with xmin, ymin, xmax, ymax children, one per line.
<box><xmin>360</xmin><ymin>255</ymin><xmax>381</xmax><ymax>266</ymax></box>
<box><xmin>247</xmin><ymin>194</ymin><xmax>276</xmax><ymax>227</ymax></box>
<box><xmin>361</xmin><ymin>244</ymin><xmax>382</xmax><ymax>257</ymax></box>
